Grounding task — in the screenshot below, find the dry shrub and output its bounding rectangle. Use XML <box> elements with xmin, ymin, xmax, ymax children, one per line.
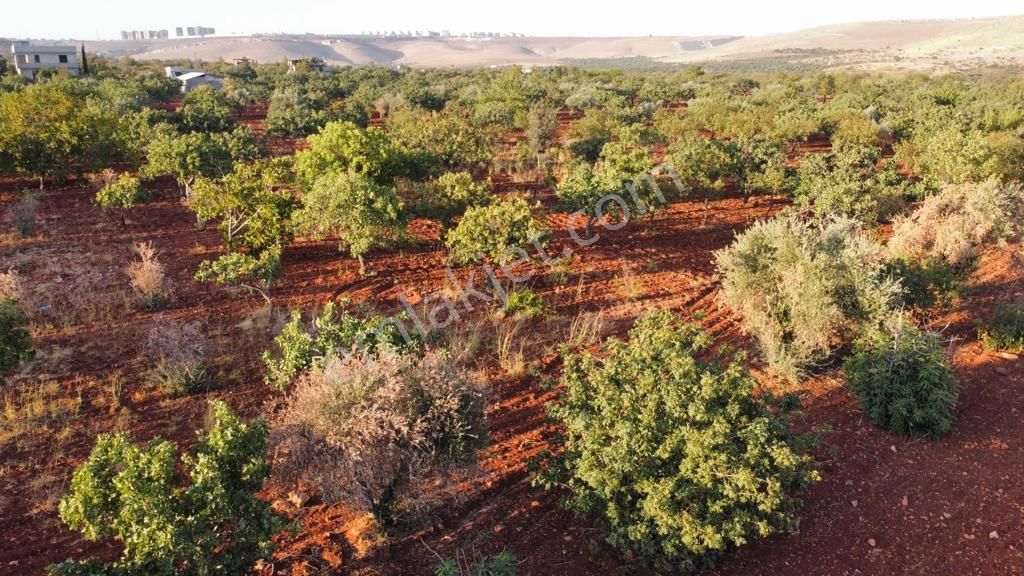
<box><xmin>0</xmin><ymin>269</ymin><xmax>24</xmax><ymax>304</ymax></box>
<box><xmin>566</xmin><ymin>310</ymin><xmax>606</xmax><ymax>349</ymax></box>
<box><xmin>126</xmin><ymin>242</ymin><xmax>171</xmax><ymax>310</ymax></box>
<box><xmin>717</xmin><ymin>215</ymin><xmax>899</xmax><ymax>380</ymax></box>
<box><xmin>495</xmin><ymin>319</ymin><xmax>526</xmax><ymax>377</ymax></box>
<box><xmin>5</xmin><ymin>193</ymin><xmax>41</xmax><ymax>237</ymax></box>
<box><xmin>6</xmin><ymin>248</ymin><xmax>133</xmax><ymax>327</ymax></box>
<box><xmin>616</xmin><ymin>260</ymin><xmax>644</xmax><ymax>302</ymax></box>
<box><xmin>888</xmin><ymin>179</ymin><xmax>1024</xmax><ymax>268</ymax></box>
<box><xmin>51</xmin><ymin>270</ymin><xmax>131</xmax><ymax>327</ymax></box>
<box><xmin>146</xmin><ymin>319</ymin><xmax>210</xmax><ymax>396</ymax></box>
<box><xmin>270</xmin><ymin>350</ymin><xmax>486</xmax><ymax>527</ymax></box>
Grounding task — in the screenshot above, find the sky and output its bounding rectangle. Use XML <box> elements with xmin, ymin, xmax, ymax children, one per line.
<box><xmin>4</xmin><ymin>0</ymin><xmax>1023</xmax><ymax>40</ymax></box>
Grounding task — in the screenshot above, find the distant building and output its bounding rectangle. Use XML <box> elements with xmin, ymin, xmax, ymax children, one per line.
<box><xmin>120</xmin><ymin>29</ymin><xmax>168</xmax><ymax>40</ymax></box>
<box><xmin>10</xmin><ymin>41</ymin><xmax>80</xmax><ymax>80</ymax></box>
<box><xmin>165</xmin><ymin>66</ymin><xmax>222</xmax><ymax>93</ymax></box>
<box><xmin>175</xmin><ymin>27</ymin><xmax>184</xmax><ymax>37</ymax></box>
<box><xmin>182</xmin><ymin>26</ymin><xmax>215</xmax><ymax>37</ymax></box>
<box><xmin>288</xmin><ymin>57</ymin><xmax>327</xmax><ymax>73</ymax></box>
<box><xmin>233</xmin><ymin>57</ymin><xmax>254</xmax><ymax>66</ymax></box>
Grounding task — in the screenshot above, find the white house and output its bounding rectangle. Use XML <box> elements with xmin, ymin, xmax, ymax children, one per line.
<box><xmin>10</xmin><ymin>41</ymin><xmax>81</xmax><ymax>80</ymax></box>
<box><xmin>164</xmin><ymin>66</ymin><xmax>223</xmax><ymax>94</ymax></box>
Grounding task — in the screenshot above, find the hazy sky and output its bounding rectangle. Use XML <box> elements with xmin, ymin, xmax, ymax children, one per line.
<box><xmin>4</xmin><ymin>0</ymin><xmax>1023</xmax><ymax>40</ymax></box>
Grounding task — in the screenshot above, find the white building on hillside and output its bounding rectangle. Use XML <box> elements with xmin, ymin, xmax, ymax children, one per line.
<box><xmin>10</xmin><ymin>41</ymin><xmax>81</xmax><ymax>80</ymax></box>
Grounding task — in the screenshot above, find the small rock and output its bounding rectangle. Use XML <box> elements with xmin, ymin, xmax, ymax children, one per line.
<box><xmin>901</xmin><ymin>495</ymin><xmax>909</xmax><ymax>507</ymax></box>
<box><xmin>563</xmin><ymin>535</ymin><xmax>573</xmax><ymax>542</ymax></box>
<box><xmin>965</xmin><ymin>534</ymin><xmax>975</xmax><ymax>540</ymax></box>
<box><xmin>989</xmin><ymin>531</ymin><xmax>1000</xmax><ymax>540</ymax></box>
<box><xmin>943</xmin><ymin>512</ymin><xmax>952</xmax><ymax>519</ymax></box>
<box><xmin>851</xmin><ymin>499</ymin><xmax>858</xmax><ymax>508</ymax></box>
<box><xmin>494</xmin><ymin>524</ymin><xmax>505</xmax><ymax>534</ymax></box>
<box><xmin>867</xmin><ymin>538</ymin><xmax>877</xmax><ymax>547</ymax></box>
<box><xmin>530</xmin><ymin>500</ymin><xmax>541</xmax><ymax>508</ymax></box>
<box><xmin>998</xmin><ymin>352</ymin><xmax>1019</xmax><ymax>361</ymax></box>
<box><xmin>890</xmin><ymin>445</ymin><xmax>898</xmax><ymax>454</ymax></box>
<box><xmin>996</xmin><ymin>367</ymin><xmax>1010</xmax><ymax>376</ymax></box>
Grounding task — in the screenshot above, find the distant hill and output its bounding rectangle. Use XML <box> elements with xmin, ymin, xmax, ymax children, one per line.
<box><xmin>73</xmin><ymin>15</ymin><xmax>1024</xmax><ymax>71</ymax></box>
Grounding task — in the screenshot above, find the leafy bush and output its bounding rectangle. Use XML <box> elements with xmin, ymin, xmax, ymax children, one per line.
<box><xmin>794</xmin><ymin>145</ymin><xmax>910</xmax><ymax>223</ymax></box>
<box><xmin>262</xmin><ymin>300</ymin><xmax>419</xmax><ymax>388</ymax></box>
<box><xmin>435</xmin><ymin>552</ymin><xmax>517</xmax><ymax>576</ymax></box>
<box><xmin>539</xmin><ymin>311</ymin><xmax>817</xmax><ymax>569</ymax></box>
<box><xmin>666</xmin><ymin>135</ymin><xmax>737</xmax><ymax>196</ymax></box>
<box><xmin>146</xmin><ymin>320</ymin><xmax>210</xmax><ymax>397</ymax></box>
<box><xmin>445</xmin><ymin>197</ymin><xmax>548</xmax><ymax>265</ymax></box>
<box><xmin>194</xmin><ymin>245</ymin><xmax>282</xmax><ymax>289</ymax></box>
<box><xmin>564</xmin><ymin>108</ymin><xmax>621</xmax><ymax>163</ymax></box>
<box><xmin>190</xmin><ymin>159</ymin><xmax>295</xmax><ymax>251</ymax></box>
<box><xmin>387</xmin><ymin>107</ymin><xmax>491</xmax><ymax>172</ymax></box>
<box><xmin>843</xmin><ymin>318</ymin><xmax>958</xmax><ymax>438</ymax></box>
<box><xmin>266</xmin><ymin>86</ymin><xmax>333</xmax><ymax>136</ymax></box>
<box><xmin>50</xmin><ymin>401</ymin><xmax>283</xmax><ymax>575</ymax></box>
<box><xmin>884</xmin><ymin>258</ymin><xmax>963</xmax><ymax>312</ymax></box>
<box><xmin>716</xmin><ymin>215</ymin><xmax>899</xmax><ymax>380</ymax></box>
<box><xmin>526</xmin><ymin>104</ymin><xmax>558</xmax><ymax>156</ymax></box>
<box><xmin>888</xmin><ymin>179</ymin><xmax>1024</xmax><ymax>269</ymax></box>
<box><xmin>828</xmin><ymin>109</ymin><xmax>887</xmax><ymax>149</ymax></box>
<box><xmin>292</xmin><ymin>170</ymin><xmax>403</xmax><ymax>276</ymax></box>
<box><xmin>0</xmin><ymin>297</ymin><xmax>33</xmax><ymax>386</ymax></box>
<box><xmin>502</xmin><ymin>289</ymin><xmax>548</xmax><ymax>320</ymax></box>
<box><xmin>422</xmin><ymin>171</ymin><xmax>492</xmax><ymax>225</ymax></box>
<box><xmin>270</xmin><ymin>350</ymin><xmax>486</xmax><ymax>525</ymax></box>
<box><xmin>979</xmin><ymin>300</ymin><xmax>1024</xmax><ymax>352</ymax></box>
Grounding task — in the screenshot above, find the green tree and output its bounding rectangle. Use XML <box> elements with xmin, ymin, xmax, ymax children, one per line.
<box><xmin>0</xmin><ymin>81</ymin><xmax>97</xmax><ymax>186</ymax></box>
<box><xmin>266</xmin><ymin>87</ymin><xmax>331</xmax><ymax>136</ymax></box>
<box><xmin>386</xmin><ymin>107</ymin><xmax>490</xmax><ymax>174</ymax></box>
<box><xmin>177</xmin><ymin>85</ymin><xmax>235</xmax><ymax>133</ymax></box>
<box><xmin>292</xmin><ymin>171</ymin><xmax>403</xmax><ymax>276</ymax></box>
<box><xmin>50</xmin><ymin>401</ymin><xmax>284</xmax><ymax>576</ymax></box>
<box><xmin>142</xmin><ymin>130</ymin><xmax>234</xmax><ymax>198</ymax></box>
<box><xmin>293</xmin><ymin>121</ymin><xmax>405</xmax><ymax>189</ymax></box>
<box><xmin>191</xmin><ymin>159</ymin><xmax>295</xmax><ymax>297</ymax></box>
<box><xmin>445</xmin><ymin>196</ymin><xmax>548</xmax><ymax>265</ymax></box>
<box><xmin>94</xmin><ymin>172</ymin><xmax>148</xmax><ymax>226</ymax></box>
<box><xmin>538</xmin><ymin>311</ymin><xmax>817</xmax><ymax>570</ymax></box>
<box><xmin>189</xmin><ymin>159</ymin><xmax>295</xmax><ymax>256</ymax></box>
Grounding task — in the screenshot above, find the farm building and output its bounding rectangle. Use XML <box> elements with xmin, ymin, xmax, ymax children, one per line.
<box><xmin>10</xmin><ymin>41</ymin><xmax>81</xmax><ymax>80</ymax></box>
<box><xmin>288</xmin><ymin>57</ymin><xmax>327</xmax><ymax>73</ymax></box>
<box><xmin>164</xmin><ymin>66</ymin><xmax>223</xmax><ymax>93</ymax></box>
